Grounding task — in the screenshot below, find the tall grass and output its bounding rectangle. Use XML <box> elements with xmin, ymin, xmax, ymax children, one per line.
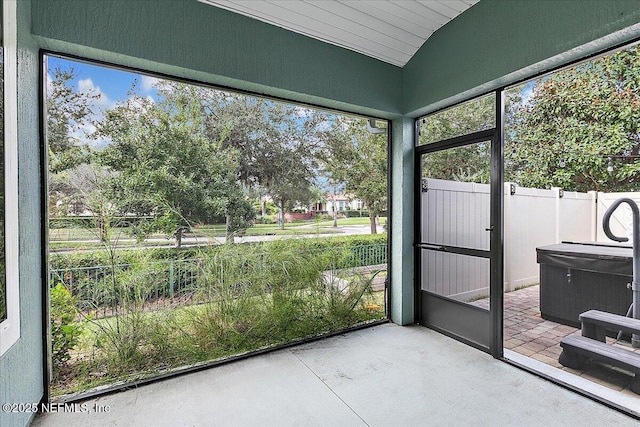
<box><xmin>50</xmin><ymin>239</ymin><xmax>386</xmax><ymax>397</ymax></box>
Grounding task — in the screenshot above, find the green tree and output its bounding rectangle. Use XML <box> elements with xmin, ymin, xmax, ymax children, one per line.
<box><xmin>251</xmin><ymin>105</ymin><xmax>326</xmax><ymax>228</ymax></box>
<box><xmin>507</xmin><ymin>45</ymin><xmax>640</xmax><ymax>192</ymax></box>
<box><xmin>422</xmin><ymin>142</ymin><xmax>491</xmax><ymax>184</ymax></box>
<box><xmin>152</xmin><ymin>81</ymin><xmax>259</xmax><ymax>241</ymax></box>
<box><xmin>46</xmin><ymin>66</ymin><xmax>100</xmax><ymax>216</ymax></box>
<box><xmin>95</xmin><ymin>82</ymin><xmax>254</xmax><ymax>246</ymax></box>
<box><xmin>47</xmin><ymin>67</ymin><xmax>98</xmax><ymax>173</ymax></box>
<box><xmin>419</xmin><ymin>94</ymin><xmax>495</xmax><ymax>183</ymax></box>
<box><xmin>321</xmin><ymin>118</ymin><xmax>387</xmax><ymax>234</ymax></box>
<box><xmin>260</xmin><ymin>147</ymin><xmax>317</xmax><ymax>227</ymax></box>
<box><xmin>194</xmin><ymin>89</ymin><xmax>327</xmax><ymax>229</ymax></box>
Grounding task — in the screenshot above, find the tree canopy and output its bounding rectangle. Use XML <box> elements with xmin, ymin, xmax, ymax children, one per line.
<box><xmin>196</xmin><ymin>92</ymin><xmax>328</xmax><ymax>228</ymax></box>
<box><xmin>507</xmin><ymin>45</ymin><xmax>640</xmax><ymax>192</ymax></box>
<box><xmin>47</xmin><ymin>67</ymin><xmax>100</xmax><ymax>217</ymax></box>
<box><xmin>47</xmin><ymin>64</ymin><xmax>389</xmax><ymax>243</ymax></box>
<box><xmin>419</xmin><ymin>94</ymin><xmax>494</xmax><ymax>184</ymax></box>
<box><xmin>47</xmin><ymin>67</ymin><xmax>98</xmax><ymax>174</ymax></box>
<box><xmin>95</xmin><ymin>82</ymin><xmax>253</xmax><ymax>245</ymax></box>
<box><xmin>321</xmin><ymin>118</ymin><xmax>387</xmax><ymax>234</ymax></box>
<box><xmin>416</xmin><ymin>45</ymin><xmax>640</xmax><ymax>194</ymax></box>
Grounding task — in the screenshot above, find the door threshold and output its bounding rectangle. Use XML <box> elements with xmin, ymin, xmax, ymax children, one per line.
<box><xmin>504</xmin><ymin>349</ymin><xmax>640</xmax><ymax>418</ymax></box>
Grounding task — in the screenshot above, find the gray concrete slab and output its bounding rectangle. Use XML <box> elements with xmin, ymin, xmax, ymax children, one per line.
<box><xmin>33</xmin><ymin>324</ymin><xmax>638</xmax><ymax>427</ymax></box>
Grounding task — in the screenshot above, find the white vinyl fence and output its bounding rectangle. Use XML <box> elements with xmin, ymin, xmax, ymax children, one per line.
<box><xmin>504</xmin><ymin>185</ymin><xmax>596</xmax><ymax>291</ymax></box>
<box><xmin>421</xmin><ymin>179</ymin><xmax>633</xmax><ymax>300</ymax></box>
<box><xmin>595</xmin><ymin>192</ymin><xmax>640</xmax><ymax>242</ymax></box>
<box><xmin>420</xmin><ymin>179</ymin><xmax>490</xmax><ymax>301</ymax></box>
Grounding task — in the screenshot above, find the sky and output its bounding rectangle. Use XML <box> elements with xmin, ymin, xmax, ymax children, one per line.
<box><xmin>47</xmin><ymin>56</ymin><xmax>159</xmax><ymax>105</ymax></box>
<box><xmin>45</xmin><ymin>55</ymin><xmax>338</xmax><ymax>145</ymax></box>
<box><xmin>47</xmin><ymin>55</ymin><xmax>161</xmax><ymax>147</ymax></box>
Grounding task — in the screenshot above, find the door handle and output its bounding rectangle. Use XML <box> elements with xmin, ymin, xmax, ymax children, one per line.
<box><xmin>415</xmin><ymin>243</ymin><xmax>446</xmax><ymax>251</ymax></box>
<box><xmin>485</xmin><ymin>226</ymin><xmax>494</xmax><ymax>232</ymax></box>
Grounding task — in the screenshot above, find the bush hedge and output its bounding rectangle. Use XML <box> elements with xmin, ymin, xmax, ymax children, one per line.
<box><xmin>343</xmin><ymin>210</ymin><xmax>369</xmax><ymax>218</ymax></box>
<box><xmin>49</xmin><ymin>234</ymin><xmax>388</xmax><ymax>271</ymax></box>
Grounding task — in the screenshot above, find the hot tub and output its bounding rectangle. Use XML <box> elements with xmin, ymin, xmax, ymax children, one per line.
<box><xmin>536</xmin><ymin>242</ymin><xmax>633</xmax><ymax>328</ymax></box>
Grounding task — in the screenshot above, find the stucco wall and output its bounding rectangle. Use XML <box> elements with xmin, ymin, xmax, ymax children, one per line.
<box><xmin>390</xmin><ymin>117</ymin><xmax>414</xmax><ymax>325</ymax></box>
<box><xmin>30</xmin><ymin>0</ymin><xmax>403</xmax><ymax>119</ymax></box>
<box><xmin>404</xmin><ymin>0</ymin><xmax>640</xmax><ymax>116</ymax></box>
<box><xmin>3</xmin><ymin>2</ymin><xmax>640</xmax><ymax>424</ymax></box>
<box><xmin>0</xmin><ymin>0</ymin><xmax>45</xmax><ymax>425</ymax></box>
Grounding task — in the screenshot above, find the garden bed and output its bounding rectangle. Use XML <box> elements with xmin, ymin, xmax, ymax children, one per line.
<box><xmin>49</xmin><ymin>238</ymin><xmax>388</xmax><ymax>398</ymax></box>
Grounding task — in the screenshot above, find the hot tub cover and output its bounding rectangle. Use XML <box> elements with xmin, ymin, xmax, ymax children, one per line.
<box><xmin>536</xmin><ymin>241</ymin><xmax>632</xmax><ymax>277</ymax></box>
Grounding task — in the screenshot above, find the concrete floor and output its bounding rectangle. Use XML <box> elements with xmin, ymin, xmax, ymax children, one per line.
<box><xmin>32</xmin><ymin>323</ymin><xmax>637</xmax><ymax>427</ymax></box>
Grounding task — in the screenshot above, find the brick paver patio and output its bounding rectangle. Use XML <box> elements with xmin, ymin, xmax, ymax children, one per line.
<box><xmin>473</xmin><ymin>285</ymin><xmax>640</xmax><ymax>395</ymax></box>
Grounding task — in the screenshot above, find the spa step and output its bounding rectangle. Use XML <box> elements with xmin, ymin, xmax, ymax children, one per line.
<box><xmin>559</xmin><ymin>335</ymin><xmax>640</xmax><ymax>394</ymax></box>
<box><xmin>579</xmin><ymin>310</ymin><xmax>640</xmax><ymax>342</ymax></box>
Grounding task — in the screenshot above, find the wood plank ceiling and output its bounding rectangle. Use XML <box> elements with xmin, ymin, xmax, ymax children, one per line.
<box><xmin>199</xmin><ymin>0</ymin><xmax>479</xmax><ymax>67</ymax></box>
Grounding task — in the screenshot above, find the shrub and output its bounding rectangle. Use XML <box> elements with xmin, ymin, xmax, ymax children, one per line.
<box><xmin>50</xmin><ymin>284</ymin><xmax>84</xmax><ymax>377</ymax></box>
<box><xmin>253</xmin><ymin>216</ymin><xmax>276</xmax><ymax>224</ymax></box>
<box><xmin>50</xmin><ymin>236</ymin><xmax>387</xmax><ymax>396</ymax></box>
<box><xmin>49</xmin><ymin>234</ymin><xmax>387</xmax><ymax>270</ymax></box>
<box><xmin>344</xmin><ymin>210</ymin><xmax>369</xmax><ymax>218</ymax></box>
<box><xmin>93</xmin><ymin>310</ymin><xmax>152</xmax><ymax>372</ymax></box>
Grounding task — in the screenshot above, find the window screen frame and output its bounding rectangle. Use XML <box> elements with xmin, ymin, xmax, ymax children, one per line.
<box><xmin>0</xmin><ymin>0</ymin><xmax>21</xmax><ymax>356</ymax></box>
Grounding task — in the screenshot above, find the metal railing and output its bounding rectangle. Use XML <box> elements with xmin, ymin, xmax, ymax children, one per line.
<box><xmin>49</xmin><ymin>244</ymin><xmax>387</xmax><ymax>318</ymax></box>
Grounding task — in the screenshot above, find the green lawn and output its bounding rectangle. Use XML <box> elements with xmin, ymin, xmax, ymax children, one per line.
<box><xmin>194</xmin><ymin>222</ymin><xmax>344</xmax><ymax>236</ymax></box>
<box><xmin>313</xmin><ymin>217</ymin><xmax>386</xmax><ymax>227</ymax></box>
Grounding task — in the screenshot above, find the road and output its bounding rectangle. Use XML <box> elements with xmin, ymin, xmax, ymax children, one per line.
<box><xmin>50</xmin><ymin>225</ymin><xmax>376</xmax><ymax>254</ymax></box>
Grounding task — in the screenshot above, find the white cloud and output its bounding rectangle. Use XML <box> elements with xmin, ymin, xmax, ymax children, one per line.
<box><xmin>141</xmin><ymin>75</ymin><xmax>160</xmax><ymax>92</ymax></box>
<box><xmin>294</xmin><ymin>106</ymin><xmax>313</xmax><ymax>117</ymax></box>
<box><xmin>77</xmin><ymin>78</ymin><xmax>94</xmax><ymax>92</ymax></box>
<box><xmin>72</xmin><ymin>78</ymin><xmax>116</xmax><ymax>147</ymax></box>
<box><xmin>46</xmin><ymin>73</ymin><xmax>54</xmax><ymax>94</ymax></box>
<box><xmin>77</xmin><ymin>78</ymin><xmax>115</xmax><ymax>110</ymax></box>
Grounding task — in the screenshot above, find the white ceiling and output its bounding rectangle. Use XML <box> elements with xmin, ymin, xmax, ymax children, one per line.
<box><xmin>199</xmin><ymin>0</ymin><xmax>479</xmax><ymax>67</ymax></box>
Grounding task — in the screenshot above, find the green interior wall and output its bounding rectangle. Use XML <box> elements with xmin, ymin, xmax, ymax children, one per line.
<box><xmin>390</xmin><ymin>118</ymin><xmax>414</xmax><ymax>325</ymax></box>
<box><xmin>404</xmin><ymin>0</ymin><xmax>640</xmax><ymax>116</ymax></box>
<box><xmin>30</xmin><ymin>0</ymin><xmax>403</xmax><ymax>119</ymax></box>
<box><xmin>3</xmin><ymin>1</ymin><xmax>640</xmax><ymax>424</ymax></box>
<box><xmin>0</xmin><ymin>1</ymin><xmax>44</xmax><ymax>426</ymax></box>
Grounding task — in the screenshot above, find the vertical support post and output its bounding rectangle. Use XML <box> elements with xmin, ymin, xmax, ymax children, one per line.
<box><xmin>390</xmin><ymin>117</ymin><xmax>414</xmax><ymax>325</ymax></box>
<box><xmin>490</xmin><ymin>89</ymin><xmax>505</xmax><ymax>359</ymax></box>
<box><xmin>552</xmin><ymin>187</ymin><xmax>562</xmax><ymax>243</ymax></box>
<box><xmin>503</xmin><ymin>182</ymin><xmax>513</xmax><ymax>292</ymax></box>
<box><xmin>588</xmin><ymin>191</ymin><xmax>598</xmax><ymax>241</ymax></box>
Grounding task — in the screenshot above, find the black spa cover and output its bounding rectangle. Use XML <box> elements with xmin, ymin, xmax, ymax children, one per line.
<box><xmin>536</xmin><ymin>242</ymin><xmax>632</xmax><ymax>276</ymax></box>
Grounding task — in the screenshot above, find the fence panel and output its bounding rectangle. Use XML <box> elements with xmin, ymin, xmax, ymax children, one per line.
<box><xmin>558</xmin><ymin>191</ymin><xmax>596</xmax><ymax>242</ymax></box>
<box><xmin>505</xmin><ymin>186</ymin><xmax>558</xmax><ymax>291</ymax></box>
<box><xmin>504</xmin><ymin>186</ymin><xmax>594</xmax><ymax>291</ymax></box>
<box><xmin>420</xmin><ymin>250</ymin><xmax>490</xmax><ymax>302</ymax></box>
<box><xmin>420</xmin><ymin>180</ymin><xmax>595</xmax><ymax>295</ymax></box>
<box><xmin>596</xmin><ymin>192</ymin><xmax>640</xmax><ymax>243</ymax></box>
<box><xmin>421</xmin><ymin>178</ymin><xmax>490</xmax><ymax>251</ymax></box>
<box><xmin>340</xmin><ymin>187</ymin><xmax>637</xmax><ymax>301</ymax></box>
<box><xmin>420</xmin><ymin>179</ymin><xmax>490</xmax><ymax>301</ymax></box>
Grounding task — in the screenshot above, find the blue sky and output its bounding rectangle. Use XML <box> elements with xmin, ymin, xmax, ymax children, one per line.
<box><xmin>47</xmin><ymin>55</ymin><xmax>161</xmax><ymax>146</ymax></box>
<box><xmin>44</xmin><ymin>56</ymin><xmax>344</xmax><ymax>187</ymax></box>
<box><xmin>47</xmin><ymin>56</ymin><xmax>158</xmax><ymax>104</ymax></box>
